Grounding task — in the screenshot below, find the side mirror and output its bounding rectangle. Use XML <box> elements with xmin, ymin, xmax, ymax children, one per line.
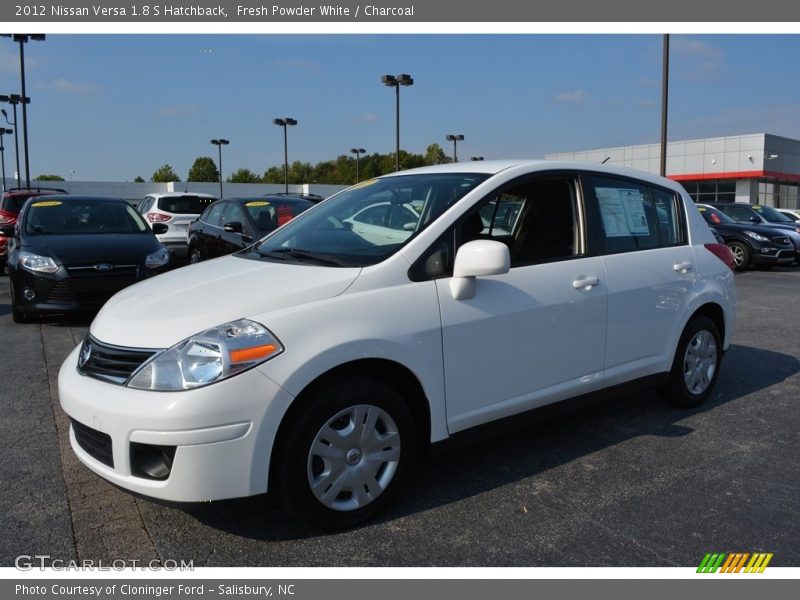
<box><xmin>403</xmin><ymin>222</ymin><xmax>417</xmax><ymax>231</ymax></box>
<box><xmin>450</xmin><ymin>240</ymin><xmax>510</xmax><ymax>300</ymax></box>
<box><xmin>224</xmin><ymin>221</ymin><xmax>243</xmax><ymax>234</ymax></box>
<box><xmin>749</xmin><ymin>216</ymin><xmax>760</xmax><ymax>223</ymax></box>
<box><xmin>152</xmin><ymin>223</ymin><xmax>169</xmax><ymax>235</ymax></box>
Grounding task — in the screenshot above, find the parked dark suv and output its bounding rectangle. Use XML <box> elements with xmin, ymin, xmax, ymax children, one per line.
<box><xmin>696</xmin><ymin>203</ymin><xmax>794</xmax><ymax>269</ymax></box>
<box><xmin>1</xmin><ymin>187</ymin><xmax>68</xmax><ymax>274</ymax></box>
<box><xmin>705</xmin><ymin>201</ymin><xmax>800</xmax><ymax>264</ymax></box>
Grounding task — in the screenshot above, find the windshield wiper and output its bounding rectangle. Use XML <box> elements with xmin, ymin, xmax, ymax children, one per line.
<box><xmin>257</xmin><ymin>248</ymin><xmax>355</xmax><ymax>267</ymax></box>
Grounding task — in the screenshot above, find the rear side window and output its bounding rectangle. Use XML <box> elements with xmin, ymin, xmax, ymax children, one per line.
<box><xmin>588</xmin><ymin>176</ymin><xmax>686</xmax><ymax>254</ymax></box>
<box><xmin>157</xmin><ymin>195</ymin><xmax>215</xmax><ymax>215</ymax></box>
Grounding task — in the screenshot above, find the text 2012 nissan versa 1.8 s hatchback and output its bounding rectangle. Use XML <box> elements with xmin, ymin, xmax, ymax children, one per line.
<box><xmin>59</xmin><ymin>161</ymin><xmax>736</xmax><ymax>529</ymax></box>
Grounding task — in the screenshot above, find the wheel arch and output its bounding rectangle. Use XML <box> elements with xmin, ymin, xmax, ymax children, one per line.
<box><xmin>268</xmin><ymin>358</ymin><xmax>432</xmax><ymax>484</ymax></box>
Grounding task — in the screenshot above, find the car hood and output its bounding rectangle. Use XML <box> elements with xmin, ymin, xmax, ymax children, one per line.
<box><xmin>23</xmin><ymin>234</ymin><xmax>161</xmax><ymax>266</ymax></box>
<box><xmin>91</xmin><ymin>255</ymin><xmax>361</xmax><ymax>348</ymax></box>
<box><xmin>711</xmin><ymin>222</ymin><xmax>795</xmax><ymax>238</ymax></box>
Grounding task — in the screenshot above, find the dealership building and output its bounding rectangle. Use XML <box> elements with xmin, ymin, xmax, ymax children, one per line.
<box><xmin>546</xmin><ymin>132</ymin><xmax>800</xmax><ymax>209</ymax></box>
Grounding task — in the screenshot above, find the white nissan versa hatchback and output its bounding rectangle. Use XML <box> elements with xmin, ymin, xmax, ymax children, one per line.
<box><xmin>59</xmin><ymin>161</ymin><xmax>736</xmax><ymax>529</ymax></box>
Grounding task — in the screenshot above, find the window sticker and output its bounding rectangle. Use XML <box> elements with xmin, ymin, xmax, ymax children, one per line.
<box><xmin>31</xmin><ymin>200</ymin><xmax>63</xmax><ymax>207</ymax></box>
<box><xmin>245</xmin><ymin>201</ymin><xmax>270</xmax><ymax>207</ymax></box>
<box><xmin>596</xmin><ymin>187</ymin><xmax>650</xmax><ymax>237</ymax></box>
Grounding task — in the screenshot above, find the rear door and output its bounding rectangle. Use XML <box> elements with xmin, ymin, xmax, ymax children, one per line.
<box><xmin>585</xmin><ymin>175</ymin><xmax>695</xmax><ymax>386</ymax></box>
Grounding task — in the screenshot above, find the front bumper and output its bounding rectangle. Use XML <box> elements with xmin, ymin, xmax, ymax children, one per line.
<box><xmin>58</xmin><ymin>344</ymin><xmax>295</xmax><ymax>502</ymax></box>
<box><xmin>10</xmin><ymin>264</ymin><xmax>162</xmax><ymax>316</ymax></box>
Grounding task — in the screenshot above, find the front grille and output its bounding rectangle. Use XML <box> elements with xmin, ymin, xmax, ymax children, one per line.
<box><xmin>72</xmin><ymin>419</ymin><xmax>114</xmax><ymax>467</ymax></box>
<box><xmin>772</xmin><ymin>236</ymin><xmax>791</xmax><ymax>247</ymax></box>
<box><xmin>78</xmin><ymin>336</ymin><xmax>158</xmax><ymax>385</ymax></box>
<box><xmin>46</xmin><ymin>281</ymin><xmax>73</xmax><ymax>304</ymax></box>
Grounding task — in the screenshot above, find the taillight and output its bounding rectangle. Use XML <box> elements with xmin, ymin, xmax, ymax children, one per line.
<box><xmin>0</xmin><ymin>210</ymin><xmax>17</xmax><ymax>225</ymax></box>
<box><xmin>146</xmin><ymin>212</ymin><xmax>172</xmax><ymax>223</ymax></box>
<box><xmin>705</xmin><ymin>243</ymin><xmax>735</xmax><ymax>271</ymax></box>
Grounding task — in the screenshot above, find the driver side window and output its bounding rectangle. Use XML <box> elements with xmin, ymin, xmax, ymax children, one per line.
<box><xmin>410</xmin><ymin>175</ymin><xmax>580</xmax><ymax>280</ymax></box>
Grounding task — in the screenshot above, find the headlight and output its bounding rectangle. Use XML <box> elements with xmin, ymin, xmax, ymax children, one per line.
<box><xmin>145</xmin><ymin>246</ymin><xmax>170</xmax><ymax>269</ymax></box>
<box><xmin>19</xmin><ymin>251</ymin><xmax>59</xmax><ymax>273</ymax></box>
<box><xmin>743</xmin><ymin>231</ymin><xmax>769</xmax><ymax>242</ymax></box>
<box><xmin>127</xmin><ymin>319</ymin><xmax>283</xmax><ymax>391</ymax></box>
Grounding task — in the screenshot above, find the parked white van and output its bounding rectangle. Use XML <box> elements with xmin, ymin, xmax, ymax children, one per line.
<box><xmin>59</xmin><ymin>161</ymin><xmax>736</xmax><ymax>529</ymax></box>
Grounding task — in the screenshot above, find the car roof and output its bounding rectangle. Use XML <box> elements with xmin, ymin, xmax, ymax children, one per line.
<box><xmin>145</xmin><ymin>192</ymin><xmax>217</xmax><ymax>199</ymax></box>
<box><xmin>26</xmin><ymin>194</ymin><xmax>127</xmax><ymax>203</ymax></box>
<box><xmin>3</xmin><ymin>186</ymin><xmax>68</xmax><ymax>197</ymax></box>
<box><xmin>379</xmin><ymin>159</ymin><xmax>688</xmax><ymax>191</ymax></box>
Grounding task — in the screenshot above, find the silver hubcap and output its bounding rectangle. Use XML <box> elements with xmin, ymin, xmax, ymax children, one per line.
<box><xmin>190</xmin><ymin>252</ymin><xmax>200</xmax><ymax>264</ymax></box>
<box><xmin>683</xmin><ymin>330</ymin><xmax>718</xmax><ymax>395</ymax></box>
<box><xmin>730</xmin><ymin>245</ymin><xmax>745</xmax><ymax>267</ymax></box>
<box><xmin>307</xmin><ymin>404</ymin><xmax>401</xmax><ymax>512</ymax></box>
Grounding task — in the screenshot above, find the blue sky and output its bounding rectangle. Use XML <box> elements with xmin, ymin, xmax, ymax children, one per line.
<box><xmin>2</xmin><ymin>34</ymin><xmax>800</xmax><ymax>181</ymax></box>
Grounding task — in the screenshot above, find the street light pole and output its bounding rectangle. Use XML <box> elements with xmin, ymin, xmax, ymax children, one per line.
<box><xmin>381</xmin><ymin>74</ymin><xmax>414</xmax><ymax>172</ymax></box>
<box><xmin>210</xmin><ymin>139</ymin><xmax>229</xmax><ymax>199</ymax></box>
<box><xmin>273</xmin><ymin>118</ymin><xmax>297</xmax><ymax>194</ymax></box>
<box><xmin>1</xmin><ymin>99</ymin><xmax>23</xmax><ymax>185</ymax></box>
<box><xmin>446</xmin><ymin>134</ymin><xmax>464</xmax><ymax>162</ymax></box>
<box><xmin>0</xmin><ymin>128</ymin><xmax>12</xmax><ymax>191</ymax></box>
<box><xmin>2</xmin><ymin>34</ymin><xmax>45</xmax><ymax>189</ymax></box>
<box><xmin>660</xmin><ymin>33</ymin><xmax>669</xmax><ymax>177</ymax></box>
<box><xmin>350</xmin><ymin>148</ymin><xmax>366</xmax><ymax>183</ymax></box>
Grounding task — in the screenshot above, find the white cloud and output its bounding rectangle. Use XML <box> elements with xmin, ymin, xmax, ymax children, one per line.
<box><xmin>359</xmin><ymin>112</ymin><xmax>378</xmax><ymax>123</ymax></box>
<box><xmin>40</xmin><ymin>78</ymin><xmax>103</xmax><ymax>95</ymax></box>
<box><xmin>0</xmin><ymin>47</ymin><xmax>43</xmax><ymax>73</ymax></box>
<box><xmin>555</xmin><ymin>90</ymin><xmax>586</xmax><ymax>103</ymax></box>
<box><xmin>271</xmin><ymin>58</ymin><xmax>320</xmax><ymax>75</ymax></box>
<box><xmin>158</xmin><ymin>104</ymin><xmax>199</xmax><ymax>117</ymax></box>
<box><xmin>671</xmin><ymin>37</ymin><xmax>725</xmax><ymax>81</ymax></box>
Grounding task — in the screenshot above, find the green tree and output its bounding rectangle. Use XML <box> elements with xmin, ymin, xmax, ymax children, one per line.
<box><xmin>35</xmin><ymin>174</ymin><xmax>65</xmax><ymax>181</ymax></box>
<box><xmin>262</xmin><ymin>166</ymin><xmax>283</xmax><ymax>184</ymax></box>
<box><xmin>424</xmin><ymin>143</ymin><xmax>451</xmax><ymax>165</ymax></box>
<box><xmin>133</xmin><ymin>175</ymin><xmax>146</xmax><ymax>183</ymax></box>
<box><xmin>151</xmin><ymin>164</ymin><xmax>180</xmax><ymax>183</ymax></box>
<box><xmin>227</xmin><ymin>168</ymin><xmax>261</xmax><ymax>183</ymax></box>
<box><xmin>187</xmin><ymin>156</ymin><xmax>219</xmax><ymax>182</ymax></box>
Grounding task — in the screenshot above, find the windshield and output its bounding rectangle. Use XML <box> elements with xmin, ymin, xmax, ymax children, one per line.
<box><xmin>245</xmin><ymin>173</ymin><xmax>489</xmax><ymax>267</ymax></box>
<box><xmin>753</xmin><ymin>204</ymin><xmax>793</xmax><ymax>223</ymax></box>
<box><xmin>697</xmin><ymin>205</ymin><xmax>735</xmax><ymax>225</ymax></box>
<box><xmin>24</xmin><ymin>199</ymin><xmax>149</xmax><ymax>235</ymax></box>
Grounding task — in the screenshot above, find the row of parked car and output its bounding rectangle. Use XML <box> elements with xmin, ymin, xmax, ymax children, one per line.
<box><xmin>696</xmin><ymin>202</ymin><xmax>800</xmax><ymax>270</ymax></box>
<box><xmin>0</xmin><ymin>188</ymin><xmax>321</xmax><ymax>322</ymax></box>
<box><xmin>1</xmin><ymin>180</ymin><xmax>799</xmax><ymax>324</ymax></box>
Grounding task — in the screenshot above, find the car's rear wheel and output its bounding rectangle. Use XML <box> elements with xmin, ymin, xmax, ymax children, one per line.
<box><xmin>727</xmin><ymin>241</ymin><xmax>750</xmax><ymax>270</ymax></box>
<box><xmin>658</xmin><ymin>316</ymin><xmax>722</xmax><ymax>408</ymax></box>
<box><xmin>273</xmin><ymin>375</ymin><xmax>415</xmax><ymax>530</ymax></box>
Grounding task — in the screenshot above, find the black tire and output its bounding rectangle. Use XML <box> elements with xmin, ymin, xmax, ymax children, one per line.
<box><xmin>10</xmin><ymin>279</ymin><xmax>27</xmax><ymax>323</ymax></box>
<box><xmin>658</xmin><ymin>316</ymin><xmax>722</xmax><ymax>408</ymax></box>
<box><xmin>727</xmin><ymin>241</ymin><xmax>750</xmax><ymax>270</ymax></box>
<box><xmin>188</xmin><ymin>247</ymin><xmax>202</xmax><ymax>264</ymax></box>
<box><xmin>272</xmin><ymin>375</ymin><xmax>416</xmax><ymax>530</ymax></box>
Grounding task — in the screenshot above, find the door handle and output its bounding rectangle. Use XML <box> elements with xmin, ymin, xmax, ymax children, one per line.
<box><xmin>673</xmin><ymin>261</ymin><xmax>693</xmax><ymax>273</ymax></box>
<box><xmin>572</xmin><ymin>276</ymin><xmax>600</xmax><ymax>290</ymax></box>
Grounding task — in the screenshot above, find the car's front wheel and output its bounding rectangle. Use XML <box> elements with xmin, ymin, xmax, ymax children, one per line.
<box><xmin>273</xmin><ymin>375</ymin><xmax>415</xmax><ymax>530</ymax></box>
<box><xmin>10</xmin><ymin>279</ymin><xmax>27</xmax><ymax>323</ymax></box>
<box><xmin>727</xmin><ymin>241</ymin><xmax>750</xmax><ymax>270</ymax></box>
<box><xmin>659</xmin><ymin>316</ymin><xmax>722</xmax><ymax>408</ymax></box>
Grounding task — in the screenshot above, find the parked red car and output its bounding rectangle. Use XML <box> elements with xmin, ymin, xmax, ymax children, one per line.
<box><xmin>1</xmin><ymin>187</ymin><xmax>68</xmax><ymax>274</ymax></box>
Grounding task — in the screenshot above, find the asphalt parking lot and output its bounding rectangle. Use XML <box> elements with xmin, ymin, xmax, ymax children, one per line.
<box><xmin>0</xmin><ymin>266</ymin><xmax>798</xmax><ymax>568</ymax></box>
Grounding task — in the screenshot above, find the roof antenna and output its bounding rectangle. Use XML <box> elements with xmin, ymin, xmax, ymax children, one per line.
<box><xmin>601</xmin><ymin>156</ymin><xmax>611</xmax><ymax>164</ymax></box>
